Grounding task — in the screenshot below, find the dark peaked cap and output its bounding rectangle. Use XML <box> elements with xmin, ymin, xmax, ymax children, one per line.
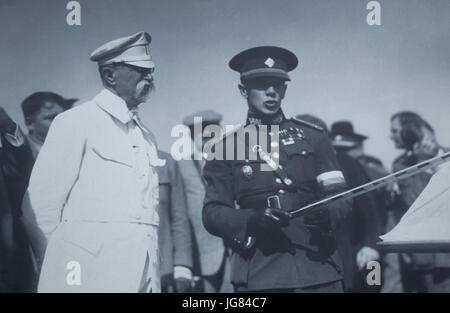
<box><xmin>330</xmin><ymin>121</ymin><xmax>368</xmax><ymax>149</ymax></box>
<box><xmin>331</xmin><ymin>121</ymin><xmax>367</xmax><ymax>141</ymax></box>
<box><xmin>229</xmin><ymin>46</ymin><xmax>298</xmax><ymax>81</ymax></box>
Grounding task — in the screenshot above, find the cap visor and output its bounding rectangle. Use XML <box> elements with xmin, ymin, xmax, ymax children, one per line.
<box><xmin>241</xmin><ymin>68</ymin><xmax>290</xmax><ymax>81</ymax></box>
<box><xmin>124</xmin><ymin>60</ymin><xmax>155</xmax><ymax>69</ymax></box>
<box><xmin>354</xmin><ymin>134</ymin><xmax>368</xmax><ymax>141</ymax></box>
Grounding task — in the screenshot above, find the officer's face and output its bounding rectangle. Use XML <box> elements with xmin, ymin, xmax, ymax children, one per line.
<box><xmin>114</xmin><ymin>64</ymin><xmax>155</xmax><ymax>107</ymax></box>
<box><xmin>27</xmin><ymin>101</ymin><xmax>65</xmax><ymax>139</ymax></box>
<box><xmin>240</xmin><ymin>77</ymin><xmax>287</xmax><ymax>116</ymax></box>
<box><xmin>390</xmin><ymin>117</ymin><xmax>405</xmax><ymax>149</ymax></box>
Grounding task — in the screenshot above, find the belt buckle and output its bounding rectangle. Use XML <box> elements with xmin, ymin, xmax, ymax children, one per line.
<box><xmin>267</xmin><ymin>195</ymin><xmax>281</xmax><ymax>209</ymax></box>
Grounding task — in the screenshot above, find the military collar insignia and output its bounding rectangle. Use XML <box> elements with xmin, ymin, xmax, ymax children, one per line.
<box><xmin>247</xmin><ymin>116</ymin><xmax>264</xmax><ymax>125</ymax></box>
<box><xmin>246</xmin><ymin>110</ymin><xmax>285</xmax><ymax>126</ymax></box>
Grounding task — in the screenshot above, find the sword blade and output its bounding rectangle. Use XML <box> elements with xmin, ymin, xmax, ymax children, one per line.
<box><xmin>291</xmin><ymin>151</ymin><xmax>450</xmax><ymax>217</ymax></box>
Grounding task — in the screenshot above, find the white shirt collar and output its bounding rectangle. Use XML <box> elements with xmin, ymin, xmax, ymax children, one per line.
<box><xmin>94</xmin><ymin>89</ymin><xmax>134</xmax><ymax>124</ymax></box>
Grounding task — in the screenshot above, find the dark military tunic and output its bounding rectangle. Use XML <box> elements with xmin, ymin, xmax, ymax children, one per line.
<box><xmin>202</xmin><ymin>113</ymin><xmax>351</xmax><ymax>291</ymax></box>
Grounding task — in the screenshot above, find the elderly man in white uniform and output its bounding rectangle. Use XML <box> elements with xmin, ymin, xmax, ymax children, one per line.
<box><xmin>22</xmin><ymin>31</ymin><xmax>165</xmax><ymax>293</ymax></box>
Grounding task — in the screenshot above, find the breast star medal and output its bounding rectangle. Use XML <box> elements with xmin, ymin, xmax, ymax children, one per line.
<box><xmin>241</xmin><ymin>165</ymin><xmax>253</xmax><ymax>180</ymax></box>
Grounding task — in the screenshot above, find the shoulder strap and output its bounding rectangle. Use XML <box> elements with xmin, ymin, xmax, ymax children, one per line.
<box><xmin>291</xmin><ymin>117</ymin><xmax>324</xmax><ymax>132</ymax></box>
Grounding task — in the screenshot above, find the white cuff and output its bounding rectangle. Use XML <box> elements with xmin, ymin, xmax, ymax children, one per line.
<box><xmin>174</xmin><ymin>265</ymin><xmax>192</xmax><ymax>280</ymax></box>
<box><xmin>4</xmin><ymin>124</ymin><xmax>25</xmax><ymax>147</ymax></box>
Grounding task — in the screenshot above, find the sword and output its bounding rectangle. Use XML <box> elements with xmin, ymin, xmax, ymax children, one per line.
<box><xmin>290</xmin><ymin>151</ymin><xmax>450</xmax><ymax>217</ymax></box>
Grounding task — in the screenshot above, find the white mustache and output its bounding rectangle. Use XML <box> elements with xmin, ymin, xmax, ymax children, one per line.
<box><xmin>139</xmin><ymin>82</ymin><xmax>155</xmax><ymax>95</ymax></box>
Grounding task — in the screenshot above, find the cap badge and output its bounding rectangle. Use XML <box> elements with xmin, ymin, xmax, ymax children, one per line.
<box><xmin>264</xmin><ymin>57</ymin><xmax>275</xmax><ymax>68</ymax></box>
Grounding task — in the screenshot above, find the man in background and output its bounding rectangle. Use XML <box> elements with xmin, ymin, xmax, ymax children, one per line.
<box><xmin>157</xmin><ymin>150</ymin><xmax>193</xmax><ymax>293</ymax></box>
<box><xmin>10</xmin><ymin>92</ymin><xmax>77</xmax><ymax>292</ymax></box>
<box><xmin>390</xmin><ymin>111</ymin><xmax>450</xmax><ymax>293</ymax></box>
<box><xmin>330</xmin><ymin>120</ymin><xmax>401</xmax><ymax>293</ymax></box>
<box><xmin>178</xmin><ymin>110</ymin><xmax>232</xmax><ymax>293</ymax></box>
<box><xmin>297</xmin><ymin>116</ymin><xmax>381</xmax><ymax>292</ymax></box>
<box><xmin>328</xmin><ymin>120</ymin><xmax>384</xmax><ymax>292</ymax></box>
<box><xmin>21</xmin><ymin>92</ymin><xmax>77</xmax><ymax>159</ymax></box>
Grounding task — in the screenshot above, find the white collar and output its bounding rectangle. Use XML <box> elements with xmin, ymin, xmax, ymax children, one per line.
<box><xmin>94</xmin><ymin>89</ymin><xmax>135</xmax><ymax>124</ymax></box>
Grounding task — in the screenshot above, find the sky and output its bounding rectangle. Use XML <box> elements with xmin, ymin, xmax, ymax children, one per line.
<box><xmin>0</xmin><ymin>0</ymin><xmax>449</xmax><ymax>168</ymax></box>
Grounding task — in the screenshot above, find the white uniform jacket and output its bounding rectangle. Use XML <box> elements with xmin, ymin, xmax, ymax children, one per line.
<box><xmin>25</xmin><ymin>89</ymin><xmax>164</xmax><ymax>292</ymax></box>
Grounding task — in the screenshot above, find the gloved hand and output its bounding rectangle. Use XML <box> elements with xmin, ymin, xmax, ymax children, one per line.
<box><xmin>0</xmin><ymin>107</ymin><xmax>16</xmax><ymax>135</ymax></box>
<box><xmin>356</xmin><ymin>246</ymin><xmax>380</xmax><ymax>271</ymax></box>
<box><xmin>247</xmin><ymin>208</ymin><xmax>292</xmax><ymax>236</ymax></box>
<box><xmin>175</xmin><ymin>277</ymin><xmax>192</xmax><ymax>293</ymax></box>
<box><xmin>303</xmin><ymin>206</ymin><xmax>331</xmax><ymax>232</ymax></box>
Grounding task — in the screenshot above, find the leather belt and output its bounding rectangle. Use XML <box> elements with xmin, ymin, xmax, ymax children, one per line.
<box><xmin>239</xmin><ymin>191</ymin><xmax>317</xmax><ymax>213</ymax></box>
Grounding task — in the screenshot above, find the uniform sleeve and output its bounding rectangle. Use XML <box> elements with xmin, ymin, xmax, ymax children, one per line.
<box><xmin>0</xmin><ymin>170</ymin><xmax>15</xmax><ymax>274</ymax></box>
<box><xmin>1</xmin><ymin>129</ymin><xmax>34</xmax><ymax>214</ymax></box>
<box><xmin>3</xmin><ymin>124</ymin><xmax>25</xmax><ymax>147</ymax></box>
<box><xmin>314</xmin><ymin>133</ymin><xmax>352</xmax><ymax>231</ymax></box>
<box><xmin>24</xmin><ymin>113</ymin><xmax>86</xmax><ymax>240</ymax></box>
<box><xmin>168</xmin><ymin>159</ymin><xmax>193</xmax><ymax>270</ymax></box>
<box><xmin>202</xmin><ymin>159</ymin><xmax>254</xmax><ymax>250</ymax></box>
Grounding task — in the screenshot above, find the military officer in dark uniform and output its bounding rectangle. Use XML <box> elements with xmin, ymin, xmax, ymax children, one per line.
<box><xmin>202</xmin><ymin>46</ymin><xmax>352</xmax><ymax>292</ymax></box>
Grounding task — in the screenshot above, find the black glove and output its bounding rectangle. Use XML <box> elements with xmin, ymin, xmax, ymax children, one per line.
<box><xmin>303</xmin><ymin>206</ymin><xmax>331</xmax><ymax>232</ymax></box>
<box><xmin>0</xmin><ymin>107</ymin><xmax>16</xmax><ymax>135</ymax></box>
<box><xmin>175</xmin><ymin>277</ymin><xmax>192</xmax><ymax>293</ymax></box>
<box><xmin>247</xmin><ymin>208</ymin><xmax>292</xmax><ymax>236</ymax></box>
